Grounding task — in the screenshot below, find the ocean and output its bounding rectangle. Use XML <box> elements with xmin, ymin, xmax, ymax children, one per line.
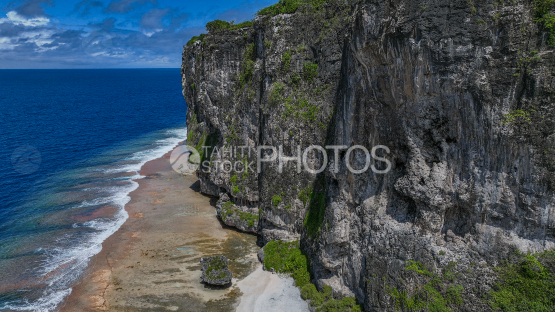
<box><xmin>0</xmin><ymin>69</ymin><xmax>187</xmax><ymax>311</ymax></box>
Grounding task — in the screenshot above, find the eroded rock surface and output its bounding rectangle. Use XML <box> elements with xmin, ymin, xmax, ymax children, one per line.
<box><xmin>216</xmin><ymin>193</ymin><xmax>259</xmax><ymax>233</ymax></box>
<box><xmin>183</xmin><ymin>0</ymin><xmax>555</xmax><ymax>310</ymax></box>
<box><xmin>201</xmin><ymin>255</ymin><xmax>233</xmax><ymax>286</ymax></box>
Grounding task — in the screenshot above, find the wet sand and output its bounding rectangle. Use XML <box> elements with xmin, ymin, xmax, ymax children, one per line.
<box><xmin>60</xmin><ymin>146</ymin><xmax>260</xmax><ymax>312</ymax></box>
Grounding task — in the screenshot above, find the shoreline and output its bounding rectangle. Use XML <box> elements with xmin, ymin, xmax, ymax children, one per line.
<box><xmin>59</xmin><ymin>143</ymin><xmax>308</xmax><ymax>312</ymax></box>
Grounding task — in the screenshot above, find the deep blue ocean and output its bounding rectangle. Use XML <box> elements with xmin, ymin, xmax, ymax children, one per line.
<box><xmin>0</xmin><ymin>69</ymin><xmax>188</xmax><ymax>311</ymax></box>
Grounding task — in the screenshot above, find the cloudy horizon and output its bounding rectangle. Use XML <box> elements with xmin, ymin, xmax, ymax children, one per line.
<box><xmin>0</xmin><ymin>0</ymin><xmax>275</xmax><ymax>69</ymax></box>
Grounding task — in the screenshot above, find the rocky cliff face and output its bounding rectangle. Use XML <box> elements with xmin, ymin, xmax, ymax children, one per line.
<box><xmin>182</xmin><ymin>0</ymin><xmax>555</xmax><ymax>310</ymax></box>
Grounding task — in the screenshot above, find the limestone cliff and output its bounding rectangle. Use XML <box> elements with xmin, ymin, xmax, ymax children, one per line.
<box><xmin>182</xmin><ymin>0</ymin><xmax>555</xmax><ymax>310</ymax></box>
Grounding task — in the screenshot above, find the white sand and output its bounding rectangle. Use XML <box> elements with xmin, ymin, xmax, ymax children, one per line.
<box><xmin>236</xmin><ymin>264</ymin><xmax>310</xmax><ymax>312</ymax></box>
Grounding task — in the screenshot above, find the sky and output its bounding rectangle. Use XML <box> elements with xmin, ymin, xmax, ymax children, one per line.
<box><xmin>0</xmin><ymin>0</ymin><xmax>276</xmax><ymax>68</ymax></box>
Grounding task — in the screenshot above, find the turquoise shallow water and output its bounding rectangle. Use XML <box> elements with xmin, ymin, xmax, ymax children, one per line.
<box><xmin>0</xmin><ymin>69</ymin><xmax>187</xmax><ymax>311</ymax></box>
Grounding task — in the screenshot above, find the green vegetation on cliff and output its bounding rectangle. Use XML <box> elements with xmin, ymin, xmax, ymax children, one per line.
<box><xmin>534</xmin><ymin>0</ymin><xmax>555</xmax><ymax>45</ymax></box>
<box><xmin>205</xmin><ymin>20</ymin><xmax>254</xmax><ymax>32</ymax></box>
<box><xmin>282</xmin><ymin>51</ymin><xmax>292</xmax><ymax>72</ymax></box>
<box><xmin>272</xmin><ymin>194</ymin><xmax>282</xmax><ymax>207</ymax></box>
<box><xmin>186</xmin><ymin>34</ymin><xmax>206</xmax><ymax>46</ymax></box>
<box><xmin>384</xmin><ymin>252</ymin><xmax>555</xmax><ymax>312</ymax></box>
<box><xmin>220</xmin><ymin>201</ymin><xmax>258</xmax><ymax>227</ymax></box>
<box><xmin>303</xmin><ymin>178</ymin><xmax>327</xmax><ymax>236</ymax></box>
<box><xmin>298</xmin><ymin>186</ymin><xmax>312</xmax><ymax>207</ymax></box>
<box><xmin>269</xmin><ymin>82</ymin><xmax>285</xmax><ymax>106</ymax></box>
<box><xmin>256</xmin><ymin>0</ymin><xmax>331</xmax><ymax>16</ymax></box>
<box><xmin>385</xmin><ymin>260</ymin><xmax>464</xmax><ymax>312</ymax></box>
<box><xmin>301</xmin><ymin>284</ymin><xmax>362</xmax><ymax>312</ymax></box>
<box><xmin>282</xmin><ymin>95</ymin><xmax>320</xmax><ymax>125</ymax></box>
<box><xmin>263</xmin><ymin>240</ymin><xmax>310</xmax><ymax>287</ymax></box>
<box><xmin>264</xmin><ymin>240</ymin><xmax>362</xmax><ymax>311</ymax></box>
<box><xmin>303</xmin><ymin>62</ymin><xmax>319</xmax><ymax>81</ymax></box>
<box><xmin>200</xmin><ymin>132</ymin><xmax>218</xmax><ymax>164</ymax></box>
<box><xmin>239</xmin><ymin>43</ymin><xmax>256</xmax><ymax>89</ymax></box>
<box><xmin>502</xmin><ymin>109</ymin><xmax>533</xmax><ymax>125</ymax></box>
<box><xmin>489</xmin><ymin>250</ymin><xmax>555</xmax><ymax>311</ymax></box>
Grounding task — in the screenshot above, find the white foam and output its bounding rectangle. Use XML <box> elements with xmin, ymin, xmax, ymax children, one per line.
<box><xmin>74</xmin><ymin>181</ymin><xmax>138</xmax><ymax>209</ymax></box>
<box><xmin>9</xmin><ymin>183</ymin><xmax>136</xmax><ymax>312</ymax></box>
<box><xmin>0</xmin><ymin>126</ymin><xmax>187</xmax><ymax>312</ymax></box>
<box><xmin>1</xmin><ymin>288</ymin><xmax>73</xmax><ymax>312</ymax></box>
<box><xmin>104</xmin><ymin>133</ymin><xmax>186</xmax><ymax>174</ymax></box>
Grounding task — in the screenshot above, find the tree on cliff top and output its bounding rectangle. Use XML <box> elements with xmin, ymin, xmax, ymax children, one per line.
<box><xmin>205</xmin><ymin>20</ymin><xmax>254</xmax><ymax>33</ymax></box>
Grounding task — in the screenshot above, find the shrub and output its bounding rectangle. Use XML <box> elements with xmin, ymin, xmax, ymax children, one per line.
<box><xmin>238</xmin><ymin>211</ymin><xmax>257</xmax><ymax>226</ymax></box>
<box><xmin>245</xmin><ymin>43</ymin><xmax>256</xmax><ymax>59</ymax></box>
<box><xmin>223</xmin><ymin>201</ymin><xmax>233</xmax><ymax>209</ymax></box>
<box><xmin>257</xmin><ymin>0</ymin><xmax>302</xmax><ymax>16</ymax></box>
<box><xmin>263</xmin><ymin>240</ymin><xmax>309</xmax><ymax>286</ymax></box>
<box><xmin>206</xmin><ymin>20</ymin><xmax>231</xmax><ymax>32</ymax></box>
<box><xmin>256</xmin><ymin>0</ymin><xmax>329</xmax><ymax>16</ymax></box>
<box><xmin>322</xmin><ymin>285</ymin><xmax>333</xmax><ymax>300</ymax></box>
<box><xmin>292</xmin><ymin>268</ymin><xmax>310</xmax><ymax>287</ymax></box>
<box><xmin>204</xmin><ymin>256</ymin><xmax>229</xmax><ymax>280</ymax></box>
<box><xmin>446</xmin><ymin>285</ymin><xmax>464</xmax><ymax>306</ymax></box>
<box><xmin>291</xmin><ymin>72</ymin><xmax>301</xmax><ymax>85</ymax></box>
<box><xmin>303</xmin><ymin>62</ymin><xmax>318</xmax><ymax>81</ymax></box>
<box><xmin>406</xmin><ymin>259</ymin><xmax>433</xmax><ymax>277</ymax></box>
<box><xmin>229</xmin><ymin>21</ymin><xmax>253</xmax><ymax>30</ymax></box>
<box><xmin>301</xmin><ymin>284</ymin><xmax>324</xmax><ymax>305</ymax></box>
<box><xmin>238</xmin><ymin>43</ymin><xmax>256</xmax><ymax>88</ymax></box>
<box><xmin>186</xmin><ymin>34</ymin><xmax>206</xmax><ymax>46</ymax></box>
<box><xmin>264</xmin><ymin>240</ymin><xmax>362</xmax><ymax>310</ymax></box>
<box><xmin>282</xmin><ymin>51</ymin><xmax>292</xmax><ymax>72</ymax></box>
<box><xmin>535</xmin><ymin>0</ymin><xmax>555</xmax><ymax>46</ymax></box>
<box><xmin>318</xmin><ymin>296</ymin><xmax>362</xmax><ymax>312</ymax></box>
<box><xmin>239</xmin><ymin>60</ymin><xmax>255</xmax><ymax>87</ymax></box>
<box><xmin>502</xmin><ymin>109</ymin><xmax>532</xmax><ymax>124</ymax></box>
<box><xmin>386</xmin><ymin>260</ymin><xmax>465</xmax><ymax>311</ymax></box>
<box><xmin>205</xmin><ymin>20</ymin><xmax>253</xmax><ymax>33</ymax></box>
<box><xmin>230</xmin><ymin>174</ymin><xmax>238</xmax><ymax>185</ymax></box>
<box><xmin>490</xmin><ymin>251</ymin><xmax>555</xmax><ymax>311</ymax></box>
<box><xmin>272</xmin><ymin>194</ymin><xmax>282</xmax><ymax>207</ymax></box>
<box><xmin>283</xmin><ymin>96</ymin><xmax>320</xmax><ymax>124</ymax></box>
<box><xmin>221</xmin><ymin>201</ymin><xmax>258</xmax><ymax>226</ymax></box>
<box><xmin>298</xmin><ymin>186</ymin><xmax>312</xmax><ymax>206</ymax></box>
<box><xmin>269</xmin><ymin>82</ymin><xmax>285</xmax><ymax>106</ymax></box>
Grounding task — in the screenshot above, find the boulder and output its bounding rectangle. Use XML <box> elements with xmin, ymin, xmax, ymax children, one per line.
<box><xmin>200</xmin><ymin>255</ymin><xmax>232</xmax><ymax>286</ymax></box>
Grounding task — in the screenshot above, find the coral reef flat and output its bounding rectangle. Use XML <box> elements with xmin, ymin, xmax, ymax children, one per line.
<box><xmin>61</xmin><ymin>146</ymin><xmax>303</xmax><ymax>311</ymax></box>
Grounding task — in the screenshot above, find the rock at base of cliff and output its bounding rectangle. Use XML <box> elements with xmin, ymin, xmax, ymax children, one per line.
<box><xmin>200</xmin><ymin>255</ymin><xmax>232</xmax><ymax>286</ymax></box>
<box><xmin>257</xmin><ymin>247</ymin><xmax>266</xmax><ymax>264</ymax></box>
<box><xmin>216</xmin><ymin>199</ymin><xmax>259</xmax><ymax>233</ymax></box>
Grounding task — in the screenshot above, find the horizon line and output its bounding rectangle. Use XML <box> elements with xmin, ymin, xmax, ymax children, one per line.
<box><xmin>0</xmin><ymin>67</ymin><xmax>181</xmax><ymax>70</ymax></box>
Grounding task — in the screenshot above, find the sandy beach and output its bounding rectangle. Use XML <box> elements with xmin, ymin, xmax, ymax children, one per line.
<box><xmin>59</xmin><ymin>144</ymin><xmax>308</xmax><ymax>312</ymax></box>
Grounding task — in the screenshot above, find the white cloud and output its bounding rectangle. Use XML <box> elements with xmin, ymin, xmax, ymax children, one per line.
<box><xmin>141</xmin><ymin>29</ymin><xmax>162</xmax><ymax>37</ymax></box>
<box><xmin>0</xmin><ymin>11</ymin><xmax>50</xmax><ymax>27</ymax></box>
<box><xmin>0</xmin><ymin>13</ymin><xmax>55</xmax><ymax>51</ymax></box>
<box><xmin>0</xmin><ymin>37</ymin><xmax>15</xmax><ymax>50</ymax></box>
